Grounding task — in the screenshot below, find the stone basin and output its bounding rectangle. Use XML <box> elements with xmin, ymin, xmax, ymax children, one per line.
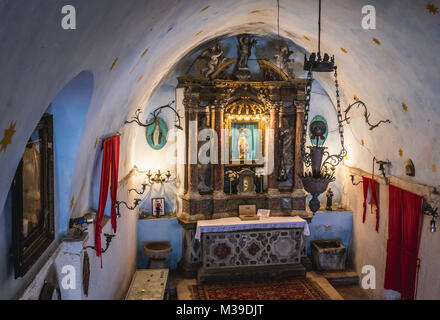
<box><xmin>143</xmin><ymin>241</ymin><xmax>172</xmax><ymax>269</ymax></box>
<box><xmin>311</xmin><ymin>239</ymin><xmax>346</xmax><ymax>271</ymax></box>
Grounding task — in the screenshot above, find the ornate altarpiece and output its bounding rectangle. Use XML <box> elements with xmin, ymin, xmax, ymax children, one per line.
<box><xmin>175</xmin><ymin>37</ymin><xmax>310</xmax><ymax>277</ymax></box>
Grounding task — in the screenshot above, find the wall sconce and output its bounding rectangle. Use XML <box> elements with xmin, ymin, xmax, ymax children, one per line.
<box><xmin>350</xmin><ymin>174</ymin><xmax>363</xmax><ymax>186</ymax></box>
<box><xmin>375</xmin><ymin>159</ymin><xmax>391</xmax><ymax>183</ymax></box>
<box><xmin>423</xmin><ymin>199</ymin><xmax>438</xmax><ymax>233</ymax></box>
<box><xmin>129</xmin><ymin>183</ymin><xmax>149</xmax><ymax>195</ymax></box>
<box><xmin>115</xmin><ymin>198</ymin><xmax>142</xmax><ymax>218</ymax></box>
<box><xmin>83</xmin><ymin>233</ymin><xmax>116</xmax><ymax>254</ymax></box>
<box><xmin>146</xmin><ymin>170</ymin><xmax>172</xmax><ymax>184</ymax></box>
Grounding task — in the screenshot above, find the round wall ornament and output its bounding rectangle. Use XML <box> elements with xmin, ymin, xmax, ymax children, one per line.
<box><xmin>146</xmin><ymin>117</ymin><xmax>168</xmax><ymax>150</ymax></box>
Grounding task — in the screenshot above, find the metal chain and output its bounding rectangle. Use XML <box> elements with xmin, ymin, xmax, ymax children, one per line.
<box><xmin>301</xmin><ymin>68</ymin><xmax>313</xmax><ymax>167</ymax></box>
<box><xmin>333</xmin><ymin>66</ymin><xmax>347</xmax><ymax>156</ymax></box>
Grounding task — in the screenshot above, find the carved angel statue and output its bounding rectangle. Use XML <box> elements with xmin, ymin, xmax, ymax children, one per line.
<box><xmin>274</xmin><ymin>43</ymin><xmax>294</xmax><ymax>74</ymax></box>
<box><xmin>237</xmin><ymin>35</ymin><xmax>257</xmax><ymax>69</ymax></box>
<box><xmin>200</xmin><ymin>41</ymin><xmax>226</xmax><ymax>78</ymax></box>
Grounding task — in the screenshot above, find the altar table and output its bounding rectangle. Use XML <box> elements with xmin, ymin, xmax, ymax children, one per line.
<box><xmin>196</xmin><ymin>217</ymin><xmax>309</xmax><ymax>283</ymax></box>
<box><xmin>195</xmin><ymin>216</ymin><xmax>310</xmax><ymax>240</ymax></box>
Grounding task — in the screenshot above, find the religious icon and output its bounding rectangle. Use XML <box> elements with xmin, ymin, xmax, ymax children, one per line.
<box><xmin>146</xmin><ymin>117</ymin><xmax>168</xmax><ymax>150</ymax></box>
<box><xmin>230</xmin><ymin>122</ymin><xmax>260</xmax><ymax>163</ymax></box>
<box><xmin>152</xmin><ymin>198</ymin><xmax>165</xmax><ymax>217</ymax></box>
<box><xmin>309</xmin><ymin>115</ymin><xmax>328</xmax><ymax>147</ymax></box>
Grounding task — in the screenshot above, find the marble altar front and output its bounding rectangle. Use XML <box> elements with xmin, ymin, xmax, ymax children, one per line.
<box><xmin>191</xmin><ymin>217</ymin><xmax>309</xmax><ymax>283</ymax></box>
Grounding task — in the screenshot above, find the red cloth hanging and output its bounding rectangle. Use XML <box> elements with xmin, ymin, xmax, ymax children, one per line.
<box><xmin>362</xmin><ymin>176</ymin><xmax>380</xmax><ymax>231</ymax></box>
<box><xmin>384</xmin><ymin>185</ymin><xmax>423</xmax><ymax>300</ymax></box>
<box><xmin>95</xmin><ymin>135</ymin><xmax>120</xmax><ymax>268</ymax></box>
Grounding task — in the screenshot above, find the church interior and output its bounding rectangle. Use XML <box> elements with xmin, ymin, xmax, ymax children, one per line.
<box><xmin>1</xmin><ymin>0</ymin><xmax>439</xmax><ymax>302</ymax></box>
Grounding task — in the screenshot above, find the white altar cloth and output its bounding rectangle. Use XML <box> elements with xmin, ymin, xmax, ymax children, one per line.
<box><xmin>195</xmin><ymin>216</ymin><xmax>310</xmax><ymax>240</ymax></box>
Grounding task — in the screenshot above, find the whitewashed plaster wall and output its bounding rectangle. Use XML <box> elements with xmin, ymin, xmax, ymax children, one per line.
<box><xmin>0</xmin><ymin>0</ymin><xmax>439</xmax><ymax>299</ymax></box>
<box><xmin>341</xmin><ymin>166</ymin><xmax>440</xmax><ymax>300</ymax></box>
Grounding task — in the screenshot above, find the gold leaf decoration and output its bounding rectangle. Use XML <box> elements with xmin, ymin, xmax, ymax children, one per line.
<box><xmin>354</xmin><ymin>95</ymin><xmax>359</xmax><ymax>101</ymax></box>
<box><xmin>138</xmin><ymin>75</ymin><xmax>143</xmax><ymax>83</ymax></box>
<box><xmin>372</xmin><ymin>38</ymin><xmax>381</xmax><ymax>45</ymax></box>
<box><xmin>0</xmin><ymin>122</ymin><xmax>16</xmax><ymax>152</ymax></box>
<box><xmin>402</xmin><ymin>103</ymin><xmax>408</xmax><ymax>111</ymax></box>
<box><xmin>427</xmin><ymin>3</ymin><xmax>439</xmax><ymax>14</ymax></box>
<box><xmin>200</xmin><ymin>5</ymin><xmax>210</xmax><ymax>13</ymax></box>
<box><xmin>250</xmin><ymin>10</ymin><xmax>261</xmax><ymax>14</ymax></box>
<box><xmin>432</xmin><ymin>164</ymin><xmax>437</xmax><ymax>173</ymax></box>
<box><xmin>304</xmin><ymin>35</ymin><xmax>311</xmax><ymax>41</ymax></box>
<box><xmin>195</xmin><ymin>30</ymin><xmax>203</xmax><ymax>37</ymax></box>
<box><xmin>94</xmin><ymin>138</ymin><xmax>98</xmax><ymax>149</ymax></box>
<box><xmin>399</xmin><ymin>148</ymin><xmax>403</xmax><ymax>157</ymax></box>
<box><xmin>341</xmin><ymin>48</ymin><xmax>348</xmax><ymax>53</ymax></box>
<box><xmin>70</xmin><ymin>196</ymin><xmax>75</xmax><ymax>211</ymax></box>
<box><xmin>110</xmin><ymin>57</ymin><xmax>119</xmax><ymax>71</ymax></box>
<box><xmin>361</xmin><ymin>139</ymin><xmax>365</xmax><ymax>146</ymax></box>
<box><xmin>141</xmin><ymin>48</ymin><xmax>149</xmax><ymax>58</ymax></box>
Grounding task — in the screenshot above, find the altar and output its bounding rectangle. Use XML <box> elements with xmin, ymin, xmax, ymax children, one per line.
<box><xmin>195</xmin><ymin>217</ymin><xmax>309</xmax><ymax>283</ymax></box>
<box><xmin>175</xmin><ymin>36</ymin><xmax>311</xmax><ymax>277</ymax></box>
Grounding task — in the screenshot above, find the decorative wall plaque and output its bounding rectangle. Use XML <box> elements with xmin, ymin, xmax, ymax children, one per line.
<box><xmin>146</xmin><ymin>117</ymin><xmax>168</xmax><ymax>150</ymax></box>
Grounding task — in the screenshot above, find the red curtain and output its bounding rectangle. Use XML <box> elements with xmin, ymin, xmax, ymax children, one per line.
<box><xmin>362</xmin><ymin>176</ymin><xmax>380</xmax><ymax>231</ymax></box>
<box><xmin>95</xmin><ymin>135</ymin><xmax>120</xmax><ymax>267</ymax></box>
<box><xmin>384</xmin><ymin>185</ymin><xmax>423</xmax><ymax>300</ymax></box>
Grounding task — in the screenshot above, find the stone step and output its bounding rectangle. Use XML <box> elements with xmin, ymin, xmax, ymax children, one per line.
<box><xmin>321</xmin><ymin>270</ymin><xmax>359</xmax><ymax>286</ymax></box>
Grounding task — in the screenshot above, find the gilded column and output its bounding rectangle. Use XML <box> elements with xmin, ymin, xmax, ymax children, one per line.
<box><xmin>187</xmin><ymin>103</ymin><xmax>199</xmax><ymax>197</ymax></box>
<box><xmin>292</xmin><ymin>101</ymin><xmax>307</xmax><ymax>214</ymax></box>
<box><xmin>213</xmin><ymin>101</ymin><xmax>225</xmax><ymax>196</ymax></box>
<box><xmin>268</xmin><ymin>103</ymin><xmax>281</xmax><ymax>194</ymax></box>
<box><xmin>294</xmin><ymin>102</ymin><xmax>305</xmax><ymax>190</ymax></box>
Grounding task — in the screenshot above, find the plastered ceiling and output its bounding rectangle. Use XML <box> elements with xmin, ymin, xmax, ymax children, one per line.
<box><xmin>0</xmin><ymin>0</ymin><xmax>439</xmax><ymax>219</ymax></box>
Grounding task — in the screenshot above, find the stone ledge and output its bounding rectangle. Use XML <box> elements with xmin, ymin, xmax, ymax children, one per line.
<box><xmin>197</xmin><ymin>264</ymin><xmax>306</xmax><ymax>284</ymax></box>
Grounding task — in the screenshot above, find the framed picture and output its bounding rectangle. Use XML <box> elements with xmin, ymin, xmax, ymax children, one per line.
<box><xmin>152</xmin><ymin>198</ymin><xmax>165</xmax><ymax>217</ymax></box>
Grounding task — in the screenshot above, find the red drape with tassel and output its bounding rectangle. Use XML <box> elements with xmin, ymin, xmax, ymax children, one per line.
<box><xmin>384</xmin><ymin>185</ymin><xmax>423</xmax><ymax>300</ymax></box>
<box><xmin>95</xmin><ymin>135</ymin><xmax>120</xmax><ymax>267</ymax></box>
<box><xmin>362</xmin><ymin>176</ymin><xmax>380</xmax><ymax>231</ymax></box>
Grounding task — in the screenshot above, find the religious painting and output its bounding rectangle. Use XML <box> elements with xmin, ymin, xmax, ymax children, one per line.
<box><xmin>152</xmin><ymin>198</ymin><xmax>165</xmax><ymax>216</ymax></box>
<box><xmin>309</xmin><ymin>115</ymin><xmax>328</xmax><ymax>147</ymax></box>
<box><xmin>12</xmin><ymin>113</ymin><xmax>55</xmax><ymax>279</ymax></box>
<box><xmin>146</xmin><ymin>117</ymin><xmax>168</xmax><ymax>150</ymax></box>
<box><xmin>229</xmin><ymin>122</ymin><xmax>262</xmax><ymax>163</ymax></box>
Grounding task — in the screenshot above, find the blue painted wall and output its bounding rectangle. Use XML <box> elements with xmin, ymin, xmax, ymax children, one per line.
<box><xmin>307</xmin><ymin>211</ymin><xmax>353</xmax><ymax>258</ymax></box>
<box><xmin>51</xmin><ymin>71</ymin><xmax>94</xmax><ymax>235</ymax></box>
<box><xmin>136</xmin><ymin>218</ymin><xmax>182</xmax><ymax>270</ymax></box>
<box><xmin>0</xmin><ymin>72</ymin><xmax>93</xmax><ymax>299</ymax></box>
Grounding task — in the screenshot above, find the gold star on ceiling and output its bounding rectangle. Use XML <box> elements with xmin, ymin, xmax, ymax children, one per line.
<box><xmin>70</xmin><ymin>196</ymin><xmax>75</xmax><ymax>211</ymax></box>
<box><xmin>110</xmin><ymin>57</ymin><xmax>119</xmax><ymax>71</ymax></box>
<box><xmin>427</xmin><ymin>3</ymin><xmax>439</xmax><ymax>14</ymax></box>
<box><xmin>0</xmin><ymin>122</ymin><xmax>16</xmax><ymax>152</ymax></box>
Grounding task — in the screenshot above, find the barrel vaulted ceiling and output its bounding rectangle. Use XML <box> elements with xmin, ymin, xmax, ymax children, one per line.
<box><xmin>0</xmin><ymin>0</ymin><xmax>439</xmax><ymax>218</ymax></box>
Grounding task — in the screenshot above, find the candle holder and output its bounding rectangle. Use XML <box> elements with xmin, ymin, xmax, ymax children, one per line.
<box><xmin>115</xmin><ymin>198</ymin><xmax>142</xmax><ymax>218</ymax></box>
<box><xmin>146</xmin><ymin>170</ymin><xmax>172</xmax><ymax>184</ymax></box>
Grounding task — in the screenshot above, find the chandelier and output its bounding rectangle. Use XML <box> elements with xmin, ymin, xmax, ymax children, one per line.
<box><xmin>299</xmin><ymin>0</ymin><xmax>347</xmax><ymax>214</ymax></box>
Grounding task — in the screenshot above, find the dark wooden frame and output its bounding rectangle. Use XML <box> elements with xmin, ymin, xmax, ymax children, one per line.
<box><xmin>151</xmin><ymin>198</ymin><xmax>165</xmax><ymax>217</ymax></box>
<box><xmin>11</xmin><ymin>114</ymin><xmax>55</xmax><ymax>279</ymax></box>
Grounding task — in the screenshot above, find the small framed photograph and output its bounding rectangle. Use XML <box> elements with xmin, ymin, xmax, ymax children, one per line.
<box><xmin>152</xmin><ymin>198</ymin><xmax>165</xmax><ymax>217</ymax></box>
<box><xmin>257</xmin><ymin>209</ymin><xmax>270</xmax><ymax>218</ymax></box>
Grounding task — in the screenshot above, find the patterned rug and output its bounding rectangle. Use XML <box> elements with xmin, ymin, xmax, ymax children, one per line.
<box><xmin>191</xmin><ymin>278</ymin><xmax>331</xmax><ymax>300</ymax></box>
